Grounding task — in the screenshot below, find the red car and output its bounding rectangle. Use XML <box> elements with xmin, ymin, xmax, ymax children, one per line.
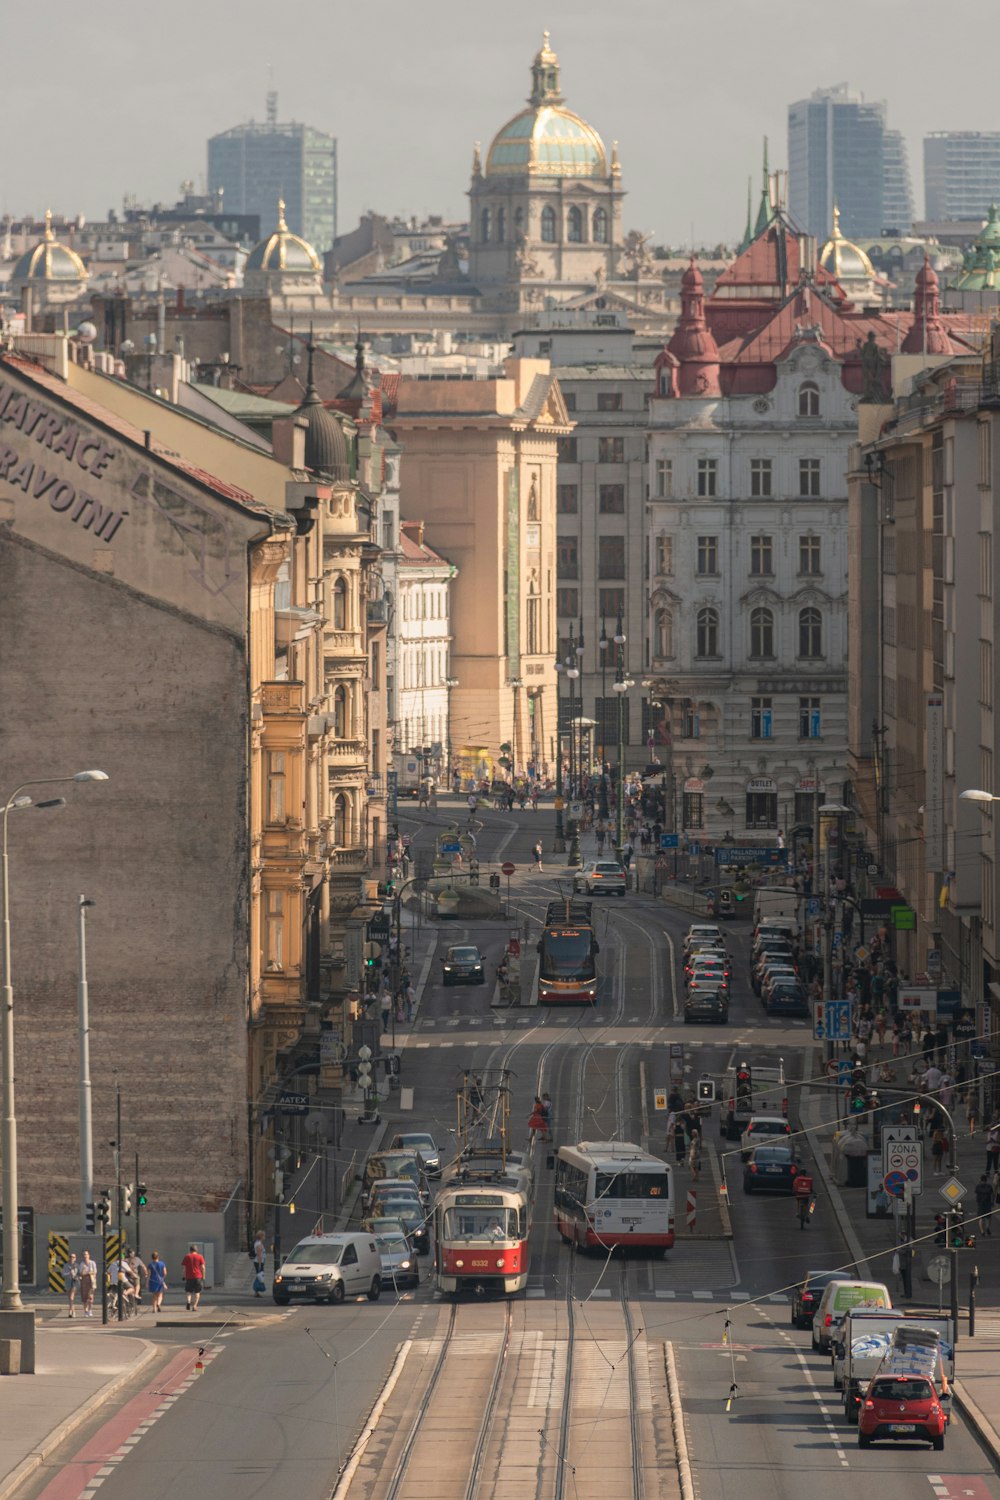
<box><xmin>858</xmin><ymin>1374</ymin><xmax>945</xmax><ymax>1450</ymax></box>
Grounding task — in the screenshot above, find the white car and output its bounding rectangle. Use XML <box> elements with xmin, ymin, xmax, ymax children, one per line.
<box><xmin>740</xmin><ymin>1114</ymin><xmax>792</xmax><ymax>1158</ymax></box>
<box><xmin>574</xmin><ymin>860</ymin><xmax>627</xmax><ymax>896</ymax></box>
<box><xmin>683</xmin><ymin>924</ymin><xmax>723</xmax><ymax>954</ymax></box>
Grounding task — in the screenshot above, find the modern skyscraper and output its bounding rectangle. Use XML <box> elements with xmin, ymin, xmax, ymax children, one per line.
<box><xmin>208</xmin><ymin>92</ymin><xmax>337</xmax><ymax>253</ymax></box>
<box><xmin>788</xmin><ymin>84</ymin><xmax>910</xmax><ymax>240</ymax></box>
<box><xmin>924</xmin><ymin>133</ymin><xmax>1000</xmax><ymax>222</ymax></box>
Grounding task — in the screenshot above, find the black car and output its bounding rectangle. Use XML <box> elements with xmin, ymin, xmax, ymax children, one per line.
<box><xmin>442</xmin><ymin>945</ymin><xmax>485</xmax><ymax>985</ymax></box>
<box><xmin>765</xmin><ymin>982</ymin><xmax>809</xmax><ymax>1017</ymax></box>
<box><xmin>791</xmin><ymin>1269</ymin><xmax>841</xmax><ymax>1329</ymax></box>
<box><xmin>684</xmin><ymin>986</ymin><xmax>728</xmax><ymax>1024</ymax></box>
<box><xmin>743</xmin><ymin>1143</ymin><xmax>802</xmax><ymax>1194</ymax></box>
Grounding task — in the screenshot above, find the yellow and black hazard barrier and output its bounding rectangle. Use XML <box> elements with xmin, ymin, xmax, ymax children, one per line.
<box><xmin>48</xmin><ymin>1232</ymin><xmax>70</xmax><ymax>1293</ymax></box>
<box><xmin>104</xmin><ymin>1230</ymin><xmax>124</xmax><ymax>1265</ymax></box>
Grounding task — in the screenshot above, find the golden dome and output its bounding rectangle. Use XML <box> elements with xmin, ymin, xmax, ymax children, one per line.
<box><xmin>484</xmin><ymin>35</ymin><xmax>608</xmax><ymax>180</ymax></box>
<box><xmin>819</xmin><ymin>204</ymin><xmax>875</xmax><ymax>281</ymax></box>
<box><xmin>11</xmin><ymin>210</ymin><xmax>86</xmax><ymax>284</ymax></box>
<box><xmin>245</xmin><ymin>199</ymin><xmax>321</xmax><ymax>273</ymax></box>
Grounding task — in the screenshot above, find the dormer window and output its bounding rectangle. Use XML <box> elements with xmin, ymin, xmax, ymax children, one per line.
<box><xmin>798</xmin><ymin>382</ymin><xmax>820</xmax><ymax>417</ymax></box>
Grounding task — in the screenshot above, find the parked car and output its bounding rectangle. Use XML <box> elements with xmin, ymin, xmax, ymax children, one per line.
<box><xmin>574</xmin><ymin>860</ymin><xmax>627</xmax><ymax>896</ymax></box>
<box><xmin>441</xmin><ymin>945</ymin><xmax>485</xmax><ymax>985</ymax></box>
<box><xmin>742</xmin><ymin>1143</ymin><xmax>801</xmax><ymax>1194</ymax></box>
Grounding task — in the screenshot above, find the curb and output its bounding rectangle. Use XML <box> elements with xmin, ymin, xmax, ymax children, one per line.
<box><xmin>0</xmin><ymin>1337</ymin><xmax>158</xmax><ymax>1500</ymax></box>
<box><xmin>952</xmin><ymin>1381</ymin><xmax>1000</xmax><ymax>1471</ymax></box>
<box><xmin>664</xmin><ymin>1342</ymin><xmax>695</xmax><ymax>1500</ymax></box>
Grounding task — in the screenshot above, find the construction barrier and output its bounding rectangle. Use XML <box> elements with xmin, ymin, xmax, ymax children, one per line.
<box><xmin>686</xmin><ymin>1188</ymin><xmax>697</xmax><ymax>1231</ymax></box>
<box><xmin>47</xmin><ymin>1232</ymin><xmax>70</xmax><ymax>1293</ymax></box>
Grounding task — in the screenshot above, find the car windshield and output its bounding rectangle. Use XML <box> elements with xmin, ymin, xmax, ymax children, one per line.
<box><xmin>449</xmin><ymin>948</ymin><xmax>479</xmax><ymax>961</ymax></box>
<box><xmin>375</xmin><ymin>1235</ymin><xmax>408</xmax><ymax>1253</ymax></box>
<box><xmin>441</xmin><ymin>1206</ymin><xmax>519</xmax><ymax>1239</ymax></box>
<box><xmin>872</xmin><ymin>1378</ymin><xmax>932</xmax><ymax>1401</ymax></box>
<box><xmin>751</xmin><ymin>1121</ymin><xmax>788</xmax><ymax>1134</ymax></box>
<box><xmin>595</xmin><ymin>864</ymin><xmax>623</xmax><ymax>875</ymax></box>
<box><xmin>540</xmin><ymin>930</ymin><xmax>594</xmax><ymax>975</ymax></box>
<box><xmin>399</xmin><ymin>1135</ymin><xmax>435</xmax><ymax>1151</ymax></box>
<box><xmin>284</xmin><ymin>1244</ymin><xmax>343</xmax><ymax>1266</ymax></box>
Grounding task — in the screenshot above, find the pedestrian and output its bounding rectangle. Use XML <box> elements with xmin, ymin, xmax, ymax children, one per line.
<box><xmin>181</xmin><ymin>1243</ymin><xmax>206</xmax><ymax>1311</ymax></box>
<box><xmin>532</xmin><ymin>840</ymin><xmax>543</xmax><ymax>872</ymax></box>
<box><xmin>79</xmin><ymin>1250</ymin><xmax>97</xmax><ymax>1317</ymax></box>
<box><xmin>674</xmin><ymin>1112</ymin><xmax>688</xmax><ymax>1165</ymax></box>
<box><xmin>253</xmin><ymin>1230</ymin><xmax>267</xmax><ymax>1274</ymax></box>
<box><xmin>974</xmin><ymin>1173</ymin><xmax>994</xmax><ymax>1236</ymax></box>
<box><xmin>528</xmin><ymin>1098</ymin><xmax>548</xmax><ymax>1144</ymax></box>
<box><xmin>921</xmin><ymin>1027</ymin><xmax>936</xmax><ymax>1065</ymax></box>
<box><xmin>967</xmin><ymin>1093</ymin><xmax>980</xmax><ymax>1137</ymax></box>
<box><xmin>540</xmin><ymin>1092</ymin><xmax>553</xmax><ymax>1142</ymax></box>
<box><xmin>664</xmin><ymin>1109</ymin><xmax>677</xmax><ymax>1157</ymax></box>
<box><xmin>986</xmin><ymin>1123</ymin><xmax>1000</xmax><ymax>1177</ymax></box>
<box><xmin>127</xmin><ymin>1249</ymin><xmax>147</xmax><ymax>1307</ymax></box>
<box><xmin>930</xmin><ymin>1128</ymin><xmax>947</xmax><ymax>1174</ymax></box>
<box><xmin>147</xmin><ymin>1251</ymin><xmax>168</xmax><ymax>1312</ymax></box>
<box><xmin>687</xmin><ymin>1128</ymin><xmax>702</xmax><ymax>1181</ymax></box>
<box><xmin>405</xmin><ymin>980</ymin><xmax>416</xmax><ymax>1022</ymax></box>
<box><xmin>65</xmin><ymin>1251</ymin><xmax>79</xmax><ymax>1318</ymax></box>
<box><xmin>381</xmin><ymin>994</ymin><xmax>392</xmax><ymax>1035</ymax></box>
<box><xmin>622</xmin><ymin>841</ymin><xmax>633</xmax><ymax>871</ymax></box>
<box><xmin>531</xmin><ymin>786</ymin><xmax>540</xmax><ymax>811</ymax></box>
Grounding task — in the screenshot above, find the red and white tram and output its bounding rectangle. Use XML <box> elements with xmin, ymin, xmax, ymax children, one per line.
<box><xmin>554</xmin><ymin>1141</ymin><xmax>674</xmax><ymax>1253</ymax></box>
<box><xmin>434</xmin><ymin>1146</ymin><xmax>534</xmax><ymax>1296</ymax></box>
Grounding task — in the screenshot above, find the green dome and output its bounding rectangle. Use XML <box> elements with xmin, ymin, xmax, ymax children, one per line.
<box><xmin>484</xmin><ymin>34</ymin><xmax>608</xmax><ymax>180</ymax></box>
<box><xmin>952</xmin><ymin>203</ymin><xmax>1000</xmax><ymax>291</ymax></box>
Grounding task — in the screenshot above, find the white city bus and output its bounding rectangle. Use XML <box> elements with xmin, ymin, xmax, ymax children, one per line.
<box><xmin>554</xmin><ymin>1141</ymin><xmax>674</xmax><ymax>1253</ymax></box>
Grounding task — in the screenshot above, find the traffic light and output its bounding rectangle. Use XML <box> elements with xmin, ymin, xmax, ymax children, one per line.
<box><xmin>964</xmin><ymin>1232</ymin><xmax>977</xmax><ymax>1249</ymax></box>
<box><xmin>384</xmin><ymin>1054</ymin><xmax>401</xmax><ymax>1077</ymax></box>
<box><xmin>850</xmin><ymin>1077</ymin><xmax>869</xmax><ymax>1114</ymax></box>
<box><xmin>912</xmin><ymin>1099</ymin><xmax>922</xmax><ymax>1118</ymax></box>
<box><xmin>735</xmin><ymin>1064</ymin><xmax>751</xmax><ymax>1102</ymax></box>
<box><xmin>121</xmin><ymin>1184</ymin><xmax>133</xmax><ymax>1215</ymax></box>
<box><xmin>85</xmin><ymin>1201</ymin><xmax>97</xmax><ymax>1232</ymax></box>
<box><xmin>97</xmin><ymin>1191</ymin><xmax>111</xmax><ymax>1226</ymax></box>
<box><xmin>137</xmin><ymin>1183</ymin><xmax>148</xmax><ymax>1208</ymax></box>
<box><xmin>697</xmin><ymin>1077</ymin><xmax>717</xmax><ymax>1103</ymax></box>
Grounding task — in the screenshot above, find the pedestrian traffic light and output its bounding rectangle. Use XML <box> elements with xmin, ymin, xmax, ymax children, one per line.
<box><xmin>950</xmin><ymin>1225</ymin><xmax>966</xmax><ymax>1248</ymax></box>
<box><xmin>85</xmin><ymin>1201</ymin><xmax>97</xmax><ymax>1232</ymax></box>
<box><xmin>850</xmin><ymin>1079</ymin><xmax>869</xmax><ymax>1113</ymax></box>
<box><xmin>697</xmin><ymin>1077</ymin><xmax>717</xmax><ymax>1103</ymax></box>
<box><xmin>964</xmin><ymin>1232</ymin><xmax>977</xmax><ymax>1249</ymax></box>
<box><xmin>137</xmin><ymin>1183</ymin><xmax>148</xmax><ymax>1207</ymax></box>
<box><xmin>121</xmin><ymin>1184</ymin><xmax>133</xmax><ymax>1215</ymax></box>
<box><xmin>735</xmin><ymin>1064</ymin><xmax>751</xmax><ymax>1101</ymax></box>
<box><xmin>912</xmin><ymin>1099</ymin><xmax>922</xmax><ymax>1117</ymax></box>
<box><xmin>97</xmin><ymin>1192</ymin><xmax>111</xmax><ymax>1225</ymax></box>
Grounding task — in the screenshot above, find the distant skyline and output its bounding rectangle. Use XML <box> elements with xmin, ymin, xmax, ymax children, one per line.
<box><xmin>1</xmin><ymin>0</ymin><xmax>997</xmax><ymax>247</ymax></box>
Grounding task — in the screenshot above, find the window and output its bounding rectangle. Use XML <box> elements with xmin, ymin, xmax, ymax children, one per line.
<box><xmin>798</xmin><ymin>607</ymin><xmax>823</xmax><ymax>658</ymax></box>
<box><xmin>370</xmin><ymin>641</ymin><xmax>380</xmax><ymax>689</ymax></box>
<box><xmin>593</xmin><ymin>207</ymin><xmax>608</xmax><ymax>243</ymax></box>
<box><xmin>333</xmin><ymin>793</ymin><xmax>349</xmax><ymax>846</ymax></box>
<box><xmin>567</xmin><ymin>206</ymin><xmax>584</xmax><ymax>242</ymax></box>
<box><xmin>799</xmin><ymin>533</ymin><xmax>821</xmax><ymax>575</ymax></box>
<box><xmin>750</xmin><ymin>458</ymin><xmax>773</xmax><ymax>497</ymax></box>
<box><xmin>265</xmin><ymin>889</ymin><xmax>285</xmax><ymax>971</ymax></box>
<box><xmin>794</xmin><ymin>791</ymin><xmax>817</xmax><ymax>825</ymax></box>
<box><xmin>683</xmin><ymin>791</ymin><xmax>704</xmax><ymax>829</ymax></box>
<box><xmin>599</xmin><ymin>484</ymin><xmax>625</xmax><ymax>513</ymax></box>
<box><xmin>333</xmin><ymin>684</ymin><xmax>349</xmax><ymax>738</ymax></box>
<box><xmin>557</xmin><ymin>539</ymin><xmax>579</xmax><ymax>579</ymax></box>
<box><xmin>655</xmin><ymin>608</ymin><xmax>673</xmax><ymax>658</ymax></box>
<box><xmin>981</xmin><ymin>640</ymin><xmax>993</xmax><ymax>708</ymax></box>
<box><xmin>514</xmin><ymin>206</ymin><xmax>525</xmax><ymax>236</ymax></box>
<box><xmin>557</xmin><ymin>483</ymin><xmax>578</xmax><ymax>513</ymax></box>
<box><xmin>598</xmin><ymin>392</ymin><xmax>623</xmax><ymax>412</ymax></box>
<box><xmin>556</xmin><ymin>587</ymin><xmax>578</xmax><ymax>617</ymax></box>
<box><xmin>798</xmin><ymin>382</ymin><xmax>820</xmax><ymax>417</ymax></box>
<box><xmin>751</xmin><ymin>696</ymin><xmax>773</xmax><ymax>739</ymax></box>
<box><xmin>332</xmin><ymin>576</ymin><xmax>348</xmax><ymax>630</ymax></box>
<box><xmin>527</xmin><ymin>593</ymin><xmax>541</xmax><ymax>654</ymax></box>
<box><xmin>563</xmin><ymin>392</ymin><xmax>577</xmax><ymax>411</ymax></box>
<box><xmin>745</xmin><ymin>791</ymin><xmax>777</xmax><ymax>829</ymax></box>
<box><xmin>558</xmin><ymin>436</ymin><xmax>578</xmax><ymax>462</ymax></box>
<box><xmin>799</xmin><ymin>458</ymin><xmax>821</xmax><ymax>497</ymax></box>
<box><xmin>599</xmin><ymin>587</ymin><xmax>624</xmax><ymax>617</ymax></box>
<box><xmin>750</xmin><ymin>534</ymin><xmax>773</xmax><ymax>575</ymax></box>
<box><xmin>799</xmin><ymin>696</ymin><xmax>821</xmax><ymax>738</ymax></box>
<box><xmin>480</xmin><ymin>207</ymin><xmax>491</xmax><ymax>243</ymax></box>
<box><xmin>750</xmin><ymin>607</ymin><xmax>774</xmax><ymax>658</ymax></box>
<box><xmin>697</xmin><ymin>458</ymin><xmax>718</xmax><ymax>497</ymax></box>
<box><xmin>680</xmin><ymin>699</ymin><xmax>700</xmax><ymax>738</ymax></box>
<box><xmin>696</xmin><ymin>606</ymin><xmax>719</xmax><ymax>657</ymax></box>
<box><xmin>541</xmin><ymin>205</ymin><xmax>557</xmax><ymax>242</ymax></box>
<box><xmin>266</xmin><ymin>752</ymin><xmax>286</xmax><ymax>823</ymax></box>
<box><xmin>655</xmin><ymin>534</ymin><xmax>673</xmax><ymax>575</ymax></box>
<box><xmin>654</xmin><ymin>458</ymin><xmax>672</xmax><ymax>497</ymax></box>
<box><xmin>275</xmin><ymin>559</ymin><xmax>291</xmax><ymax>612</ymax></box>
<box><xmin>696</xmin><ymin>535</ymin><xmax>718</xmax><ymax>575</ymax></box>
<box><xmin>496</xmin><ymin>207</ymin><xmax>506</xmax><ymax>243</ymax></box>
<box><xmin>599</xmin><ymin>436</ymin><xmax>624</xmax><ymax>463</ymax></box>
<box><xmin>598</xmin><ymin>535</ymin><xmax>625</xmax><ymax>578</ymax></box>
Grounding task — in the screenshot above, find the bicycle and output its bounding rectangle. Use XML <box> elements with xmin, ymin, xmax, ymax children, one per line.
<box><xmin>797</xmin><ymin>1194</ymin><xmax>817</xmax><ymax>1229</ymax></box>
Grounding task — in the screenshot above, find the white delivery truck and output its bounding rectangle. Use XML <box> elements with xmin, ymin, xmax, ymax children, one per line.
<box><xmin>834</xmin><ymin>1307</ymin><xmax>904</xmax><ymax>1407</ymax></box>
<box><xmin>844</xmin><ymin>1315</ymin><xmax>954</xmax><ymax>1422</ymax></box>
<box><xmin>862</xmin><ymin>1320</ymin><xmax>953</xmax><ymax>1423</ymax></box>
<box><xmin>720</xmin><ymin>1058</ymin><xmax>786</xmax><ymax>1140</ymax></box>
<box><xmin>752</xmin><ymin>886</ymin><xmax>801</xmax><ymax>931</ymax></box>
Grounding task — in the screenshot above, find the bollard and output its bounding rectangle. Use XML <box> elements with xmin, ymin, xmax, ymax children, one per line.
<box><xmin>969</xmin><ymin>1265</ymin><xmax>979</xmax><ymax>1338</ymax></box>
<box><xmin>0</xmin><ymin>1339</ymin><xmax>21</xmax><ymax>1376</ymax></box>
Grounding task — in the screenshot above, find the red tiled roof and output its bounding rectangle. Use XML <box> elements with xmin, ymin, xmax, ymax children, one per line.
<box><xmin>398</xmin><ymin>519</ymin><xmax>450</xmax><ymax>566</ymax></box>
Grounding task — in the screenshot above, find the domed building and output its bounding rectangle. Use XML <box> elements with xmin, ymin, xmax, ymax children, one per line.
<box><xmin>468</xmin><ymin>33</ymin><xmax>623</xmax><ymax>292</ymax></box>
<box><xmin>818</xmin><ymin>205</ymin><xmax>885</xmax><ymax>304</ymax></box>
<box><xmin>949</xmin><ymin>203</ymin><xmax>1000</xmax><ymax>295</ymax></box>
<box><xmin>244</xmin><ymin>199</ymin><xmax>324</xmax><ymax>299</ymax></box>
<box><xmin>9</xmin><ymin>210</ymin><xmax>87</xmax><ymax>307</ymax></box>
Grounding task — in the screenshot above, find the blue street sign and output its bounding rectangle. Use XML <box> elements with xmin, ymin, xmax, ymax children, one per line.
<box><xmin>688</xmin><ymin>842</ymin><xmax>701</xmax><ymax>856</ymax></box>
<box><xmin>837</xmin><ymin>1059</ymin><xmax>855</xmax><ymax>1086</ymax></box>
<box><xmin>832</xmin><ymin>932</ymin><xmax>843</xmax><ymax>949</ymax></box>
<box><xmin>440</xmin><ymin>841</ymin><xmax>462</xmax><ymax>854</ymax></box>
<box><xmin>704</xmin><ymin>888</ymin><xmax>716</xmax><ymax>901</ymax></box>
<box><xmin>825</xmin><ymin>1000</ymin><xmax>852</xmax><ymax>1042</ymax></box>
<box><xmin>660</xmin><ymin>833</ymin><xmax>679</xmax><ymax>849</ymax></box>
<box><xmin>806</xmin><ymin>896</ymin><xmax>822</xmax><ymax>918</ymax></box>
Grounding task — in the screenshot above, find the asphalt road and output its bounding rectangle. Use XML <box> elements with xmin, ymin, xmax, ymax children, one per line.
<box><xmin>17</xmin><ymin>803</ymin><xmax>1000</xmax><ymax>1499</ymax></box>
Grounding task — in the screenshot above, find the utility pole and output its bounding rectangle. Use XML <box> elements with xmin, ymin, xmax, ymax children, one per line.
<box><xmin>77</xmin><ymin>895</ymin><xmax>95</xmax><ymax>1231</ymax></box>
<box><xmin>134</xmin><ymin>1151</ymin><xmax>141</xmax><ymax>1257</ymax></box>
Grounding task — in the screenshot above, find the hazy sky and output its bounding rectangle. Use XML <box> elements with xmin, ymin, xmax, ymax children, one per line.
<box><xmin>3</xmin><ymin>0</ymin><xmax>996</xmax><ymax>246</ymax></box>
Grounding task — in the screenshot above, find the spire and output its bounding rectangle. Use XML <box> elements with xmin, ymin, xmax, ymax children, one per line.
<box><xmin>276</xmin><ymin>197</ymin><xmax>288</xmax><ymax>233</ymax></box>
<box><xmin>753</xmin><ymin>138</ymin><xmax>776</xmax><ymax>238</ymax></box>
<box><xmin>902</xmin><ymin>256</ymin><xmax>951</xmax><ymax>355</ymax></box>
<box><xmin>529</xmin><ymin>30</ymin><xmax>563</xmax><ymax>105</ymax></box>
<box><xmin>472</xmin><ymin>140</ymin><xmax>482</xmax><ymax>176</ymax></box>
<box><xmin>738</xmin><ymin>177</ymin><xmax>753</xmax><ymax>253</ymax></box>
<box><xmin>43</xmin><ymin>208</ymin><xmax>54</xmax><ymax>242</ymax></box>
<box><xmin>611</xmin><ymin>140</ymin><xmax>621</xmax><ymax>177</ymax></box>
<box><xmin>303</xmin><ymin>323</ymin><xmax>320</xmax><ymax>403</ymax></box>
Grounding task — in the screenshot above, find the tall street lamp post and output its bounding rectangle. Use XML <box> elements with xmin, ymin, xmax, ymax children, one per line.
<box><xmin>445</xmin><ymin>677</ymin><xmax>459</xmax><ymax>789</ymax></box>
<box><xmin>566</xmin><ymin>629</ymin><xmax>582</xmax><ymax>868</ymax></box>
<box><xmin>553</xmin><ymin>651</ymin><xmax>566</xmax><ymax>853</ymax></box>
<box><xmin>612</xmin><ymin>613</ymin><xmax>631</xmax><ymax>861</ymax></box>
<box><xmin>2</xmin><ymin>770</ymin><xmax>109</xmax><ymax>1310</ymax></box>
<box><xmin>77</xmin><ymin>895</ymin><xmax>97</xmax><ymax>1232</ymax></box>
<box><xmin>510</xmin><ymin>677</ymin><xmax>523</xmax><ymax>779</ymax></box>
<box><xmin>598</xmin><ymin>618</ymin><xmax>608</xmax><ymax>774</ymax></box>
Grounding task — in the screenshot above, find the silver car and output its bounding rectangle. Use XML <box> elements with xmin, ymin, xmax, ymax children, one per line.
<box><xmin>389</xmin><ymin>1131</ymin><xmax>442</xmax><ymax>1177</ymax></box>
<box><xmin>573</xmin><ymin>860</ymin><xmax>627</xmax><ymax>896</ymax></box>
<box><xmin>375</xmin><ymin>1230</ymin><xmax>420</xmax><ymax>1290</ymax></box>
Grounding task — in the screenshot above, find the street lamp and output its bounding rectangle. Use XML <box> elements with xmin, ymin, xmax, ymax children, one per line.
<box><xmin>2</xmin><ymin>770</ymin><xmax>109</xmax><ymax>1310</ymax></box>
<box><xmin>598</xmin><ymin>618</ymin><xmax>609</xmax><ymax>780</ymax></box>
<box><xmin>959</xmin><ymin>789</ymin><xmax>999</xmax><ymax>803</ymax></box>
<box><xmin>553</xmin><ymin>652</ymin><xmax>566</xmax><ymax>853</ymax></box>
<box><xmin>445</xmin><ymin>677</ymin><xmax>459</xmax><ymax>790</ymax></box>
<box><xmin>566</xmin><ymin>629</ymin><xmax>582</xmax><ymax>868</ymax></box>
<box><xmin>611</xmin><ymin>612</ymin><xmax>631</xmax><ymax>861</ymax></box>
<box><xmin>509</xmin><ymin>677</ymin><xmax>523</xmax><ymax>779</ymax></box>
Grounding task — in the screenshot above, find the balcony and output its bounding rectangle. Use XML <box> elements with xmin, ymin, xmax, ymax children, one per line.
<box><xmin>327</xmin><ymin>738</ymin><xmax>367</xmax><ymax>767</ymax></box>
<box><xmin>367</xmin><ymin>598</ymin><xmax>388</xmax><ymax>625</ymax></box>
<box><xmin>329</xmin><ymin>845</ymin><xmax>368</xmax><ymax>870</ymax></box>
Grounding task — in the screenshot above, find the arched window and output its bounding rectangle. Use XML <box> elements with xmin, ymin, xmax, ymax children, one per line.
<box><xmin>333</xmin><ymin>794</ymin><xmax>349</xmax><ymax>847</ymax></box>
<box><xmin>696</xmin><ymin>607</ymin><xmax>719</xmax><ymax>658</ymax></box>
<box><xmin>332</xmin><ymin>576</ymin><xmax>348</xmax><ymax>630</ymax></box>
<box><xmin>798</xmin><ymin>382</ymin><xmax>820</xmax><ymax>417</ymax></box>
<box><xmin>750</xmin><ymin>607</ymin><xmax>774</xmax><ymax>658</ymax></box>
<box><xmin>541</xmin><ymin>205</ymin><xmax>557</xmax><ymax>243</ymax></box>
<box><xmin>655</xmin><ymin>608</ymin><xmax>674</xmax><ymax>659</ymax></box>
<box><xmin>496</xmin><ymin>207</ymin><xmax>506</xmax><ymax>243</ymax></box>
<box><xmin>567</xmin><ymin>206</ymin><xmax>584</xmax><ymax>243</ymax></box>
<box><xmin>798</xmin><ymin>607</ymin><xmax>823</xmax><ymax>658</ymax></box>
<box><xmin>514</xmin><ymin>206</ymin><xmax>525</xmax><ymax>235</ymax></box>
<box><xmin>593</xmin><ymin>207</ymin><xmax>608</xmax><ymax>244</ymax></box>
<box><xmin>333</xmin><ymin>684</ymin><xmax>348</xmax><ymax>739</ymax></box>
<box><xmin>480</xmin><ymin>207</ymin><xmax>491</xmax><ymax>243</ymax></box>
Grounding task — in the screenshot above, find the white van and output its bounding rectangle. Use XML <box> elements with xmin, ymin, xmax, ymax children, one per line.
<box><xmin>273</xmin><ymin>1232</ymin><xmax>382</xmax><ymax>1306</ymax></box>
<box><xmin>812</xmin><ymin>1278</ymin><xmax>892</xmax><ymax>1353</ymax></box>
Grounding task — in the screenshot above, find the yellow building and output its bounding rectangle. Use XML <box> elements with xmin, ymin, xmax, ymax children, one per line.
<box><xmin>393</xmin><ymin>357</ymin><xmax>570</xmax><ymax>773</ymax></box>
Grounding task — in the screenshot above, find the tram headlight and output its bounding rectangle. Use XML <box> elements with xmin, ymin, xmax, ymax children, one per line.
<box><xmin>455</xmin><ymin>1258</ymin><xmax>464</xmax><ymax>1269</ymax></box>
<box><xmin>496</xmin><ymin>1258</ymin><xmax>505</xmax><ymax>1268</ymax></box>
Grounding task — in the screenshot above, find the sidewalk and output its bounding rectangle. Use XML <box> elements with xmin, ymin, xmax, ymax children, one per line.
<box><xmin>803</xmin><ymin>1054</ymin><xmax>1000</xmax><ymax>1464</ymax></box>
<box><xmin>0</xmin><ymin>1325</ymin><xmax>156</xmax><ymax>1500</ymax></box>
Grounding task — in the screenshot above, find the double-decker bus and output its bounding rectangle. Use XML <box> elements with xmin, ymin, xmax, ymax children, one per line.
<box><xmin>554</xmin><ymin>1141</ymin><xmax>674</xmax><ymax>1253</ymax></box>
<box><xmin>536</xmin><ymin>899</ymin><xmax>599</xmax><ymax>1004</ymax></box>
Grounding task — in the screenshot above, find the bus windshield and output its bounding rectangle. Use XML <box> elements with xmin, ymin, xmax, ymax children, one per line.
<box><xmin>593</xmin><ymin>1171</ymin><xmax>670</xmax><ymax>1200</ymax></box>
<box><xmin>540</xmin><ymin>931</ymin><xmax>594</xmax><ymax>977</ymax></box>
<box><xmin>442</xmin><ymin>1207</ymin><xmax>520</xmax><ymax>1240</ymax></box>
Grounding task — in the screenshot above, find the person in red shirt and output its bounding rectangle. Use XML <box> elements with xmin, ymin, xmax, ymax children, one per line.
<box><xmin>181</xmin><ymin>1244</ymin><xmax>206</xmax><ymax>1310</ymax></box>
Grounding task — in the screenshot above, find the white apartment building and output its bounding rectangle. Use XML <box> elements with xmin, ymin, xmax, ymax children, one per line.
<box><xmin>395</xmin><ymin>519</ymin><xmax>455</xmax><ymax>782</ymax></box>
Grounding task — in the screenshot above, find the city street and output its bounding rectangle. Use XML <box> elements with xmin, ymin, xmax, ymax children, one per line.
<box><xmin>8</xmin><ymin>802</ymin><xmax>1000</xmax><ymax>1499</ymax></box>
